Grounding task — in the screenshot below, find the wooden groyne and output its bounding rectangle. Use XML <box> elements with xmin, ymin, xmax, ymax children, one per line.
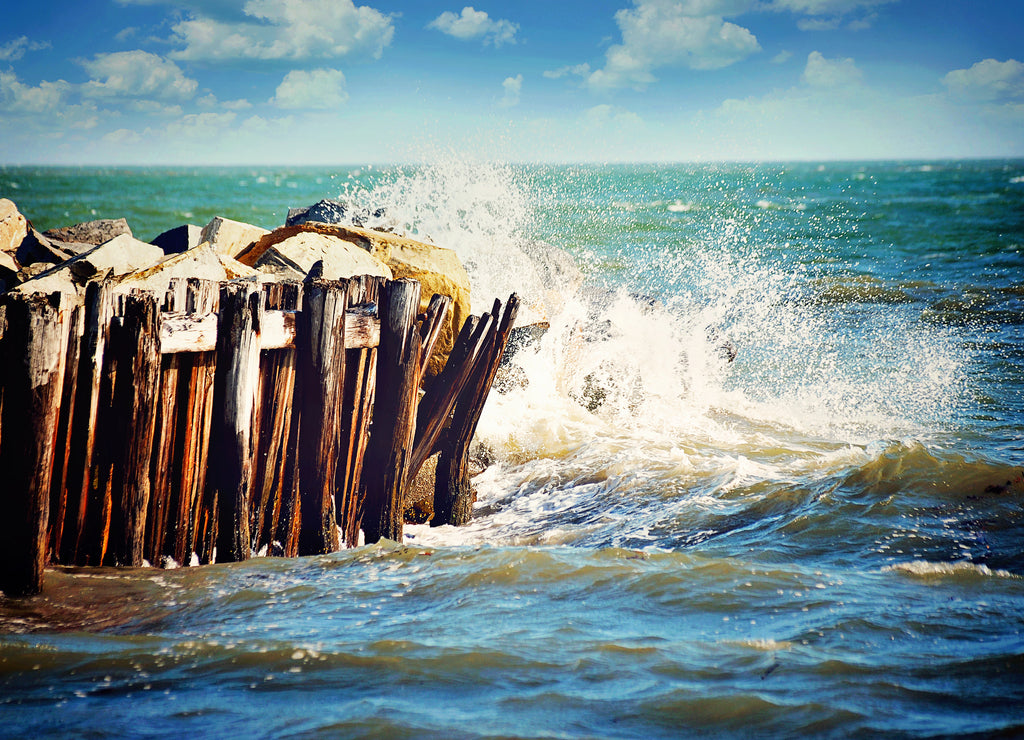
<box><xmin>0</xmin><ymin>275</ymin><xmax>518</xmax><ymax>597</ymax></box>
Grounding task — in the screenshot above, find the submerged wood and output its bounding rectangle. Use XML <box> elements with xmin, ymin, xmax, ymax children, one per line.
<box><xmin>0</xmin><ymin>292</ymin><xmax>67</xmax><ymax>596</ymax></box>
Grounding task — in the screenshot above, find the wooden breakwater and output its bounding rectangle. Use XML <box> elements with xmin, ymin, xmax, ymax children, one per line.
<box><xmin>0</xmin><ymin>274</ymin><xmax>518</xmax><ymax>597</ymax></box>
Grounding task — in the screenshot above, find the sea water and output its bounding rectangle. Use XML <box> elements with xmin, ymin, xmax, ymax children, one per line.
<box><xmin>1</xmin><ymin>160</ymin><xmax>1022</xmax><ymax>738</ymax></box>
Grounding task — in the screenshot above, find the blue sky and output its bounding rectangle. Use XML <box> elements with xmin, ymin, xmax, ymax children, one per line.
<box><xmin>1</xmin><ymin>0</ymin><xmax>1021</xmax><ymax>164</ymax></box>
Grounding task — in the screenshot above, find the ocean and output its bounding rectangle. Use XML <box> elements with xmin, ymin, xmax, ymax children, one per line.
<box><xmin>1</xmin><ymin>160</ymin><xmax>1023</xmax><ymax>738</ymax></box>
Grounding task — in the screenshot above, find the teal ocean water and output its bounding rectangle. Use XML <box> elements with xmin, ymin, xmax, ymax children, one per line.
<box><xmin>2</xmin><ymin>160</ymin><xmax>1023</xmax><ymax>737</ymax></box>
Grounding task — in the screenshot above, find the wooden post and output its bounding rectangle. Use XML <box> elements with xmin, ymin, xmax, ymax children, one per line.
<box><xmin>60</xmin><ymin>280</ymin><xmax>115</xmax><ymax>565</ymax></box>
<box><xmin>47</xmin><ymin>301</ymin><xmax>83</xmax><ymax>563</ymax></box>
<box><xmin>106</xmin><ymin>292</ymin><xmax>162</xmax><ymax>567</ymax></box>
<box><xmin>207</xmin><ymin>281</ymin><xmax>263</xmax><ymax>563</ymax></box>
<box><xmin>0</xmin><ymin>292</ymin><xmax>67</xmax><ymax>596</ymax></box>
<box><xmin>295</xmin><ymin>278</ymin><xmax>348</xmax><ymax>555</ymax></box>
<box><xmin>362</xmin><ymin>278</ymin><xmax>421</xmax><ymax>544</ymax></box>
<box><xmin>434</xmin><ymin>294</ymin><xmax>519</xmax><ymax>527</ymax></box>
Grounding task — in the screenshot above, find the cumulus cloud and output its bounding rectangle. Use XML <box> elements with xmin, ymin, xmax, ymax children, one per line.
<box><xmin>80</xmin><ymin>51</ymin><xmax>198</xmax><ymax>99</ymax></box>
<box><xmin>0</xmin><ymin>36</ymin><xmax>50</xmax><ymax>62</ymax></box>
<box><xmin>271</xmin><ymin>68</ymin><xmax>348</xmax><ymax>109</ymax></box>
<box><xmin>0</xmin><ymin>71</ymin><xmax>70</xmax><ymax>114</ymax></box>
<box><xmin>428</xmin><ymin>7</ymin><xmax>518</xmax><ymax>46</ymax></box>
<box><xmin>943</xmin><ymin>59</ymin><xmax>1024</xmax><ymax>103</ymax></box>
<box><xmin>169</xmin><ymin>0</ymin><xmax>394</xmax><ymax>61</ymax></box>
<box><xmin>768</xmin><ymin>0</ymin><xmax>894</xmax><ymax>13</ymax></box>
<box><xmin>801</xmin><ymin>50</ymin><xmax>863</xmax><ymax>88</ymax></box>
<box><xmin>586</xmin><ymin>1</ymin><xmax>760</xmax><ymax>90</ymax></box>
<box><xmin>499</xmin><ymin>74</ymin><xmax>522</xmax><ymax>107</ymax></box>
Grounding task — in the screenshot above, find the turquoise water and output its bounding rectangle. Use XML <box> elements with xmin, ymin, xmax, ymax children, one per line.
<box><xmin>2</xmin><ymin>160</ymin><xmax>1023</xmax><ymax>737</ymax></box>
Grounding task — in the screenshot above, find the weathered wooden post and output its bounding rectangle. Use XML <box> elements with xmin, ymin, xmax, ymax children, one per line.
<box><xmin>60</xmin><ymin>280</ymin><xmax>115</xmax><ymax>565</ymax></box>
<box><xmin>207</xmin><ymin>281</ymin><xmax>263</xmax><ymax>563</ymax></box>
<box><xmin>0</xmin><ymin>292</ymin><xmax>68</xmax><ymax>596</ymax></box>
<box><xmin>434</xmin><ymin>294</ymin><xmax>519</xmax><ymax>527</ymax></box>
<box><xmin>295</xmin><ymin>277</ymin><xmax>349</xmax><ymax>555</ymax></box>
<box><xmin>362</xmin><ymin>278</ymin><xmax>421</xmax><ymax>544</ymax></box>
<box><xmin>105</xmin><ymin>291</ymin><xmax>162</xmax><ymax>567</ymax></box>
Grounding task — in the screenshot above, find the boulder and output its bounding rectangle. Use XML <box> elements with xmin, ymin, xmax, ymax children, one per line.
<box><xmin>43</xmin><ymin>217</ymin><xmax>132</xmax><ymax>246</ymax></box>
<box><xmin>68</xmin><ymin>233</ymin><xmax>164</xmax><ymax>281</ymax></box>
<box><xmin>238</xmin><ymin>223</ymin><xmax>470</xmax><ymax>376</ymax></box>
<box><xmin>151</xmin><ymin>224</ymin><xmax>203</xmax><ymax>254</ymax></box>
<box><xmin>114</xmin><ymin>242</ymin><xmax>257</xmax><ymax>296</ymax></box>
<box><xmin>242</xmin><ymin>230</ymin><xmax>392</xmax><ymax>282</ymax></box>
<box><xmin>15</xmin><ymin>229</ymin><xmax>77</xmax><ymax>266</ymax></box>
<box><xmin>13</xmin><ymin>266</ymin><xmax>81</xmax><ymax>297</ymax></box>
<box><xmin>200</xmin><ymin>216</ymin><xmax>269</xmax><ymax>258</ymax></box>
<box><xmin>286</xmin><ymin>198</ymin><xmax>386</xmax><ymax>228</ymax></box>
<box><xmin>0</xmin><ymin>198</ymin><xmax>29</xmax><ymax>258</ymax></box>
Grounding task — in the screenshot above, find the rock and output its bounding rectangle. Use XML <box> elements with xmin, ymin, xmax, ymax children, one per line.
<box><xmin>151</xmin><ymin>224</ymin><xmax>203</xmax><ymax>254</ymax></box>
<box><xmin>13</xmin><ymin>266</ymin><xmax>81</xmax><ymax>297</ymax></box>
<box><xmin>15</xmin><ymin>229</ymin><xmax>77</xmax><ymax>266</ymax></box>
<box><xmin>114</xmin><ymin>242</ymin><xmax>256</xmax><ymax>296</ymax></box>
<box><xmin>237</xmin><ymin>223</ymin><xmax>471</xmax><ymax>375</ymax></box>
<box><xmin>68</xmin><ymin>233</ymin><xmax>164</xmax><ymax>281</ymax></box>
<box><xmin>43</xmin><ymin>217</ymin><xmax>132</xmax><ymax>246</ymax></box>
<box><xmin>0</xmin><ymin>199</ymin><xmax>29</xmax><ymax>259</ymax></box>
<box><xmin>285</xmin><ymin>198</ymin><xmax>386</xmax><ymax>228</ymax></box>
<box><xmin>0</xmin><ymin>249</ymin><xmax>18</xmax><ymax>277</ymax></box>
<box><xmin>403</xmin><ymin>453</ymin><xmax>438</xmax><ymax>524</ymax></box>
<box><xmin>243</xmin><ymin>230</ymin><xmax>392</xmax><ymax>282</ymax></box>
<box><xmin>200</xmin><ymin>216</ymin><xmax>269</xmax><ymax>258</ymax></box>
<box><xmin>385</xmin><ymin>235</ymin><xmax>471</xmax><ymax>377</ymax></box>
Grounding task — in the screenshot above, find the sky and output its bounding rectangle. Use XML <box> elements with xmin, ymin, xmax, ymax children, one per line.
<box><xmin>0</xmin><ymin>0</ymin><xmax>1022</xmax><ymax>164</ymax></box>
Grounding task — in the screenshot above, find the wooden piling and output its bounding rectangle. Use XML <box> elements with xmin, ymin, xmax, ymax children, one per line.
<box><xmin>295</xmin><ymin>278</ymin><xmax>348</xmax><ymax>555</ymax></box>
<box><xmin>434</xmin><ymin>294</ymin><xmax>519</xmax><ymax>527</ymax></box>
<box><xmin>106</xmin><ymin>292</ymin><xmax>162</xmax><ymax>567</ymax></box>
<box><xmin>0</xmin><ymin>292</ymin><xmax>67</xmax><ymax>596</ymax></box>
<box><xmin>362</xmin><ymin>278</ymin><xmax>422</xmax><ymax>544</ymax></box>
<box><xmin>206</xmin><ymin>282</ymin><xmax>263</xmax><ymax>563</ymax></box>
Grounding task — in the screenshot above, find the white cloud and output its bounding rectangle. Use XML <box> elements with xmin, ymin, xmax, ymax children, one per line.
<box><xmin>943</xmin><ymin>59</ymin><xmax>1024</xmax><ymax>103</ymax></box>
<box><xmin>772</xmin><ymin>50</ymin><xmax>793</xmax><ymax>64</ymax></box>
<box><xmin>0</xmin><ymin>71</ymin><xmax>71</xmax><ymax>114</ymax></box>
<box><xmin>169</xmin><ymin>0</ymin><xmax>394</xmax><ymax>61</ymax></box>
<box><xmin>768</xmin><ymin>0</ymin><xmax>893</xmax><ymax>13</ymax></box>
<box><xmin>428</xmin><ymin>7</ymin><xmax>518</xmax><ymax>47</ymax></box>
<box><xmin>271</xmin><ymin>68</ymin><xmax>348</xmax><ymax>109</ymax></box>
<box><xmin>0</xmin><ymin>36</ymin><xmax>50</xmax><ymax>62</ymax></box>
<box><xmin>80</xmin><ymin>51</ymin><xmax>198</xmax><ymax>99</ymax></box>
<box><xmin>801</xmin><ymin>50</ymin><xmax>862</xmax><ymax>88</ymax></box>
<box><xmin>586</xmin><ymin>1</ymin><xmax>760</xmax><ymax>90</ymax></box>
<box><xmin>500</xmin><ymin>74</ymin><xmax>522</xmax><ymax>107</ymax></box>
<box><xmin>164</xmin><ymin>111</ymin><xmax>237</xmax><ymax>138</ymax></box>
<box><xmin>544</xmin><ymin>63</ymin><xmax>591</xmax><ymax>80</ymax></box>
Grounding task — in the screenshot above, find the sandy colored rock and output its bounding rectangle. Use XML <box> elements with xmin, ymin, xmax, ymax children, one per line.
<box><xmin>238</xmin><ymin>223</ymin><xmax>471</xmax><ymax>375</ymax></box>
<box><xmin>114</xmin><ymin>242</ymin><xmax>256</xmax><ymax>295</ymax></box>
<box><xmin>245</xmin><ymin>230</ymin><xmax>392</xmax><ymax>282</ymax></box>
<box><xmin>68</xmin><ymin>233</ymin><xmax>164</xmax><ymax>281</ymax></box>
<box><xmin>0</xmin><ymin>199</ymin><xmax>29</xmax><ymax>259</ymax></box>
<box><xmin>200</xmin><ymin>216</ymin><xmax>269</xmax><ymax>258</ymax></box>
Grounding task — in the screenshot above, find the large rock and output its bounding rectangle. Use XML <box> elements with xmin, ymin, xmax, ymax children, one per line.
<box><xmin>43</xmin><ymin>218</ymin><xmax>132</xmax><ymax>246</ymax></box>
<box><xmin>286</xmin><ymin>198</ymin><xmax>387</xmax><ymax>228</ymax></box>
<box><xmin>151</xmin><ymin>224</ymin><xmax>203</xmax><ymax>254</ymax></box>
<box><xmin>16</xmin><ymin>233</ymin><xmax>163</xmax><ymax>295</ymax></box>
<box><xmin>238</xmin><ymin>223</ymin><xmax>471</xmax><ymax>375</ymax></box>
<box><xmin>0</xmin><ymin>199</ymin><xmax>29</xmax><ymax>258</ymax></box>
<box><xmin>242</xmin><ymin>230</ymin><xmax>392</xmax><ymax>282</ymax></box>
<box><xmin>114</xmin><ymin>242</ymin><xmax>258</xmax><ymax>296</ymax></box>
<box><xmin>200</xmin><ymin>216</ymin><xmax>269</xmax><ymax>258</ymax></box>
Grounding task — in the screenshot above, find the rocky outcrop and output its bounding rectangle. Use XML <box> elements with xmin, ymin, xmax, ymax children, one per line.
<box><xmin>286</xmin><ymin>198</ymin><xmax>387</xmax><ymax>228</ymax></box>
<box><xmin>0</xmin><ymin>199</ymin><xmax>29</xmax><ymax>256</ymax></box>
<box><xmin>200</xmin><ymin>216</ymin><xmax>269</xmax><ymax>258</ymax></box>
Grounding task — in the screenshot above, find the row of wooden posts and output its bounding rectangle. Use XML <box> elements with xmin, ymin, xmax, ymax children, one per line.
<box><xmin>0</xmin><ymin>273</ymin><xmax>519</xmax><ymax>597</ymax></box>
